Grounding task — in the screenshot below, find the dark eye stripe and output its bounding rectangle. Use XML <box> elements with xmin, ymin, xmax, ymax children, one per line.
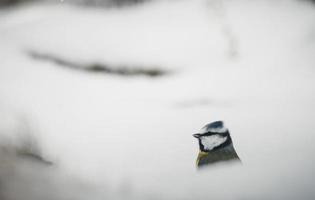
<box><xmin>200</xmin><ymin>131</ymin><xmax>229</xmax><ymax>137</ymax></box>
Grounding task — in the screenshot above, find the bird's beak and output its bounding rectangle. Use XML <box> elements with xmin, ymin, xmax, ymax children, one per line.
<box><xmin>193</xmin><ymin>134</ymin><xmax>201</xmax><ymax>138</ymax></box>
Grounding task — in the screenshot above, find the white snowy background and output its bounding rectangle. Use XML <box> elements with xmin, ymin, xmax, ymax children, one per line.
<box><xmin>0</xmin><ymin>0</ymin><xmax>315</xmax><ymax>199</ymax></box>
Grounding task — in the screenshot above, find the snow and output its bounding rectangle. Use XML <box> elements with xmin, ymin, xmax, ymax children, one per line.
<box><xmin>0</xmin><ymin>0</ymin><xmax>315</xmax><ymax>199</ymax></box>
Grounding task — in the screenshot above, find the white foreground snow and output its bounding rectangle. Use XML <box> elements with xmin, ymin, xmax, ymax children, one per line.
<box><xmin>0</xmin><ymin>0</ymin><xmax>315</xmax><ymax>199</ymax></box>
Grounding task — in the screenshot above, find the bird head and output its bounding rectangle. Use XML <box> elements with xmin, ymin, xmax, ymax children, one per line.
<box><xmin>193</xmin><ymin>121</ymin><xmax>232</xmax><ymax>152</ymax></box>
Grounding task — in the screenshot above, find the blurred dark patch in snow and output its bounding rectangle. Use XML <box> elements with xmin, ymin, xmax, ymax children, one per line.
<box><xmin>222</xmin><ymin>26</ymin><xmax>239</xmax><ymax>59</ymax></box>
<box><xmin>15</xmin><ymin>135</ymin><xmax>53</xmax><ymax>166</ymax></box>
<box><xmin>206</xmin><ymin>0</ymin><xmax>239</xmax><ymax>59</ymax></box>
<box><xmin>0</xmin><ymin>137</ymin><xmax>171</xmax><ymax>200</ymax></box>
<box><xmin>0</xmin><ymin>147</ymin><xmax>103</xmax><ymax>200</ymax></box>
<box><xmin>0</xmin><ymin>0</ymin><xmax>35</xmax><ymax>7</ymax></box>
<box><xmin>0</xmin><ymin>116</ymin><xmax>53</xmax><ymax>166</ymax></box>
<box><xmin>0</xmin><ymin>0</ymin><xmax>148</xmax><ymax>8</ymax></box>
<box><xmin>29</xmin><ymin>51</ymin><xmax>167</xmax><ymax>78</ymax></box>
<box><xmin>304</xmin><ymin>0</ymin><xmax>315</xmax><ymax>4</ymax></box>
<box><xmin>0</xmin><ymin>112</ymin><xmax>186</xmax><ymax>200</ymax></box>
<box><xmin>63</xmin><ymin>0</ymin><xmax>148</xmax><ymax>8</ymax></box>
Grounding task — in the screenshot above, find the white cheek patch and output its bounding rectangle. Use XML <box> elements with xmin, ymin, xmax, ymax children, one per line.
<box><xmin>200</xmin><ymin>135</ymin><xmax>227</xmax><ymax>151</ymax></box>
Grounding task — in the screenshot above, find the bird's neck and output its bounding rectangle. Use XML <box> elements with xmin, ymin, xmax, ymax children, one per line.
<box><xmin>196</xmin><ymin>151</ymin><xmax>209</xmax><ymax>166</ymax></box>
<box><xmin>196</xmin><ymin>144</ymin><xmax>240</xmax><ymax>167</ymax></box>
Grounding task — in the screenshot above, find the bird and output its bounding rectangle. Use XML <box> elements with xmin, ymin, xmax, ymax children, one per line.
<box><xmin>193</xmin><ymin>121</ymin><xmax>241</xmax><ymax>168</ymax></box>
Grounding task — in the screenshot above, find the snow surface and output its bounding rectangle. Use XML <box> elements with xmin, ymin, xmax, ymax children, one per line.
<box><xmin>0</xmin><ymin>0</ymin><xmax>315</xmax><ymax>199</ymax></box>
